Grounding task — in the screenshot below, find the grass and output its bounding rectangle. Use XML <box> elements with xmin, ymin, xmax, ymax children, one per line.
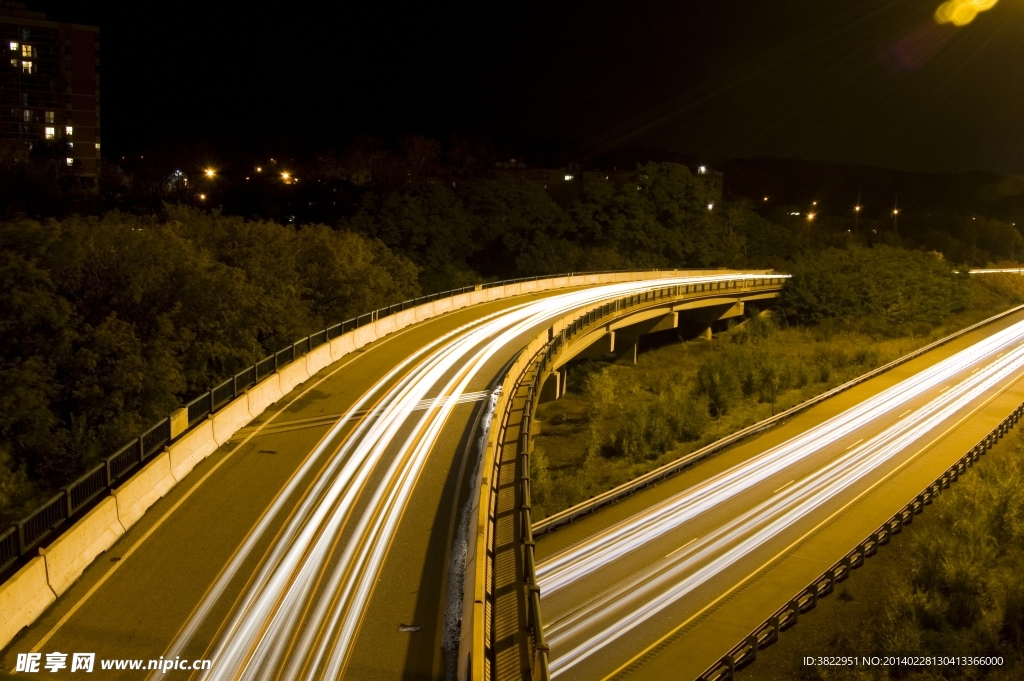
<box><xmin>736</xmin><ymin>425</ymin><xmax>1024</xmax><ymax>681</ymax></box>
<box><xmin>529</xmin><ymin>275</ymin><xmax>1024</xmax><ymax>521</ymax></box>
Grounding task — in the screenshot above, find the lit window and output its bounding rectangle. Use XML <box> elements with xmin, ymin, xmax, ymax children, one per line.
<box><xmin>21</xmin><ymin>60</ymin><xmax>32</xmax><ymax>74</ymax></box>
<box><xmin>66</xmin><ymin>126</ymin><xmax>73</xmax><ymax>135</ymax></box>
<box><xmin>9</xmin><ymin>42</ymin><xmax>17</xmax><ymax>51</ymax></box>
<box><xmin>94</xmin><ymin>142</ymin><xmax>100</xmax><ymax>149</ymax></box>
<box><xmin>66</xmin><ymin>157</ymin><xmax>73</xmax><ymax>166</ymax></box>
<box><xmin>21</xmin><ymin>44</ymin><xmax>31</xmax><ymax>57</ymax></box>
<box><xmin>698</xmin><ymin>166</ymin><xmax>707</xmax><ymax>174</ymax></box>
<box><xmin>564</xmin><ymin>174</ymin><xmax>574</xmax><ymax>181</ymax></box>
<box><xmin>45</xmin><ymin>111</ymin><xmax>54</xmax><ymax>123</ymax></box>
<box><xmin>67</xmin><ymin>142</ymin><xmax>73</xmax><ymax>151</ymax></box>
<box><xmin>22</xmin><ymin>109</ymin><xmax>30</xmax><ymax>122</ymax></box>
<box><xmin>44</xmin><ymin>126</ymin><xmax>55</xmax><ymax>139</ymax></box>
<box><xmin>9</xmin><ymin>59</ymin><xmax>15</xmax><ymax>67</ymax></box>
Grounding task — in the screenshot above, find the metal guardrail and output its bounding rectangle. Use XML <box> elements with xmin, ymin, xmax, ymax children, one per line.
<box><xmin>533</xmin><ymin>301</ymin><xmax>1024</xmax><ymax>536</ymax></box>
<box><xmin>697</xmin><ymin>402</ymin><xmax>1024</xmax><ymax>681</ymax></box>
<box><xmin>0</xmin><ymin>268</ymin><xmax>713</xmax><ymax>579</ymax></box>
<box><xmin>483</xmin><ymin>275</ymin><xmax>786</xmax><ymax>680</ymax></box>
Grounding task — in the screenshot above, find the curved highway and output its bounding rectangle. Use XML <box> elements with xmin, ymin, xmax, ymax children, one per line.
<box><xmin>1</xmin><ymin>274</ymin><xmax>762</xmax><ymax>681</ymax></box>
<box><xmin>535</xmin><ymin>308</ymin><xmax>1024</xmax><ymax>680</ymax></box>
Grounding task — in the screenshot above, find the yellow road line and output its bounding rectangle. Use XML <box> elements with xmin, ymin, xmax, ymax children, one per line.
<box><xmin>845</xmin><ymin>439</ymin><xmax>864</xmax><ymax>450</ymax></box>
<box><xmin>665</xmin><ymin>538</ymin><xmax>697</xmax><ymax>560</ymax></box>
<box><xmin>771</xmin><ymin>479</ymin><xmax>795</xmax><ymax>495</ymax></box>
<box><xmin>29</xmin><ymin>321</ymin><xmax>427</xmax><ymax>655</ymax></box>
<box><xmin>596</xmin><ymin>368</ymin><xmax>1024</xmax><ymax>681</ymax></box>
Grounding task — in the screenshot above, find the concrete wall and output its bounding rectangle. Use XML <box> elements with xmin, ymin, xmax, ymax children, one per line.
<box><xmin>0</xmin><ymin>558</ymin><xmax>54</xmax><ymax>649</ymax></box>
<box><xmin>112</xmin><ymin>453</ymin><xmax>176</xmax><ymax>530</ymax></box>
<box><xmin>6</xmin><ymin>269</ymin><xmax>772</xmax><ymax>655</ymax></box>
<box><xmin>42</xmin><ymin>497</ymin><xmax>124</xmax><ymax>596</ymax></box>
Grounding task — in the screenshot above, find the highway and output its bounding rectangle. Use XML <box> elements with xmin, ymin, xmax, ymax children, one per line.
<box><xmin>1</xmin><ymin>274</ymin><xmax>760</xmax><ymax>681</ymax></box>
<box><xmin>535</xmin><ymin>308</ymin><xmax>1024</xmax><ymax>681</ymax></box>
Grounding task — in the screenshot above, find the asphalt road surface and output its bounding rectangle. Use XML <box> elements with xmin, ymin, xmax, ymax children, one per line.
<box><xmin>536</xmin><ymin>308</ymin><xmax>1024</xmax><ymax>681</ymax></box>
<box><xmin>1</xmin><ymin>275</ymin><xmax>758</xmax><ymax>681</ymax></box>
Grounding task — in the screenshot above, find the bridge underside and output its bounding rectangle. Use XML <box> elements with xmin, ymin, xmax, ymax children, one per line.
<box><xmin>491</xmin><ymin>282</ymin><xmax>785</xmax><ymax>681</ymax></box>
<box><xmin>538</xmin><ymin>292</ymin><xmax>776</xmax><ymax>404</ymax></box>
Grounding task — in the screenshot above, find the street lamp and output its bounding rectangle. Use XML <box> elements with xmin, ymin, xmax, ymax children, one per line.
<box><xmin>204</xmin><ymin>168</ymin><xmax>216</xmax><ymax>178</ymax></box>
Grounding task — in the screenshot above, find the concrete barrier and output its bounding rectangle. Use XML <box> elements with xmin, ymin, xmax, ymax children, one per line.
<box><xmin>330</xmin><ymin>333</ymin><xmax>356</xmax><ymax>362</ymax></box>
<box><xmin>434</xmin><ymin>296</ymin><xmax>454</xmax><ymax>314</ymax></box>
<box><xmin>0</xmin><ymin>557</ymin><xmax>55</xmax><ymax>649</ymax></box>
<box><xmin>113</xmin><ymin>452</ymin><xmax>176</xmax><ymax>530</ymax></box>
<box><xmin>353</xmin><ymin>324</ymin><xmax>378</xmax><ymax>349</ymax></box>
<box><xmin>304</xmin><ymin>343</ymin><xmax>333</xmax><ymax>377</ymax></box>
<box><xmin>210</xmin><ymin>395</ymin><xmax>252</xmax><ymax>446</ymax></box>
<box><xmin>168</xmin><ymin>420</ymin><xmax>218</xmax><ymax>481</ymax></box>
<box><xmin>278</xmin><ymin>359</ymin><xmax>310</xmax><ymax>396</ymax></box>
<box><xmin>246</xmin><ymin>374</ymin><xmax>283</xmax><ymax>419</ymax></box>
<box><xmin>452</xmin><ymin>292</ymin><xmax>472</xmax><ymax>310</ymax></box>
<box><xmin>415</xmin><ymin>303</ymin><xmax>436</xmax><ymax>323</ymax></box>
<box><xmin>42</xmin><ymin>497</ymin><xmax>124</xmax><ymax>595</ymax></box>
<box><xmin>375</xmin><ymin>314</ymin><xmax>400</xmax><ymax>338</ymax></box>
<box><xmin>395</xmin><ymin>309</ymin><xmax>417</xmax><ymax>331</ymax></box>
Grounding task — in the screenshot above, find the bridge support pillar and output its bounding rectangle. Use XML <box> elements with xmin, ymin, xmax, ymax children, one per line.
<box><xmin>538</xmin><ymin>368</ymin><xmax>568</xmax><ymax>403</ymax></box>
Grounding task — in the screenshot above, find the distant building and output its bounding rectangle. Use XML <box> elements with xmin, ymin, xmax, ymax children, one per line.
<box><xmin>0</xmin><ymin>2</ymin><xmax>100</xmax><ymax>187</ymax></box>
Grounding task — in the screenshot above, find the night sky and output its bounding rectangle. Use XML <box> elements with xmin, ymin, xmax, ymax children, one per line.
<box><xmin>29</xmin><ymin>0</ymin><xmax>1024</xmax><ymax>174</ymax></box>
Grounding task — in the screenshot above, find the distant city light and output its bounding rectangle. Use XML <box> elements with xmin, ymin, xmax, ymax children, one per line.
<box><xmin>204</xmin><ymin>168</ymin><xmax>216</xmax><ymax>178</ymax></box>
<box><xmin>763</xmin><ymin>196</ymin><xmax>769</xmax><ymax>201</ymax></box>
<box><xmin>854</xmin><ymin>206</ymin><xmax>862</xmax><ymax>212</ymax></box>
<box><xmin>707</xmin><ymin>202</ymin><xmax>714</xmax><ymax>211</ymax></box>
<box><xmin>199</xmin><ymin>193</ymin><xmax>206</xmax><ymax>200</ymax></box>
<box><xmin>698</xmin><ymin>166</ymin><xmax>707</xmax><ymax>174</ymax></box>
<box><xmin>807</xmin><ymin>212</ymin><xmax>816</xmax><ymax>221</ymax></box>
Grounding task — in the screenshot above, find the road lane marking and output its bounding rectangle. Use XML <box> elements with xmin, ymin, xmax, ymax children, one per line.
<box><xmin>665</xmin><ymin>538</ymin><xmax>698</xmax><ymax>559</ymax></box>
<box><xmin>596</xmin><ymin>365</ymin><xmax>1024</xmax><ymax>681</ymax></box>
<box><xmin>899</xmin><ymin>409</ymin><xmax>913</xmax><ymax>417</ymax></box>
<box><xmin>28</xmin><ymin>311</ymin><xmax>447</xmax><ymax>656</ymax></box>
<box><xmin>845</xmin><ymin>439</ymin><xmax>864</xmax><ymax>450</ymax></box>
<box><xmin>772</xmin><ymin>479</ymin><xmax>795</xmax><ymax>494</ymax></box>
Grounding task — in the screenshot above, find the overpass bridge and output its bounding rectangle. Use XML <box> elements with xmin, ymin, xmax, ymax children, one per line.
<box><xmin>0</xmin><ymin>269</ymin><xmax>783</xmax><ymax>680</ymax></box>
<box><xmin>515</xmin><ymin>305</ymin><xmax>1024</xmax><ymax>680</ymax></box>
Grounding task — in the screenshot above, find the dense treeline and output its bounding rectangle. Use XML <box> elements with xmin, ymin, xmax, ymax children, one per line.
<box><xmin>0</xmin><ymin>208</ymin><xmax>418</xmax><ymax>520</ymax></box>
<box><xmin>344</xmin><ymin>163</ymin><xmax>795</xmax><ymax>291</ymax></box>
<box><xmin>0</xmin><ymin>157</ymin><xmax>1016</xmax><ymax>524</ymax></box>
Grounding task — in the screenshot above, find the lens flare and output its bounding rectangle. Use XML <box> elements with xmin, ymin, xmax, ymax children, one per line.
<box><xmin>935</xmin><ymin>0</ymin><xmax>999</xmax><ymax>26</ymax></box>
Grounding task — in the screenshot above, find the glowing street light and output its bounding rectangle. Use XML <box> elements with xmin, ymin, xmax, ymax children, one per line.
<box><xmin>256</xmin><ymin>166</ymin><xmax>263</xmax><ymax>173</ymax></box>
<box><xmin>198</xmin><ymin>193</ymin><xmax>206</xmax><ymax>201</ymax></box>
<box><xmin>281</xmin><ymin>171</ymin><xmax>291</xmax><ymax>181</ymax></box>
<box><xmin>807</xmin><ymin>212</ymin><xmax>816</xmax><ymax>221</ymax></box>
<box><xmin>204</xmin><ymin>168</ymin><xmax>216</xmax><ymax>178</ymax></box>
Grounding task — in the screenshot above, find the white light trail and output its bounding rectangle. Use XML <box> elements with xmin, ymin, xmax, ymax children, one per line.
<box><xmin>151</xmin><ymin>273</ymin><xmax>766</xmax><ymax>681</ymax></box>
<box><xmin>537</xmin><ymin>319</ymin><xmax>1024</xmax><ymax>596</ymax></box>
<box><xmin>542</xmin><ymin>323</ymin><xmax>1024</xmax><ymax>676</ymax></box>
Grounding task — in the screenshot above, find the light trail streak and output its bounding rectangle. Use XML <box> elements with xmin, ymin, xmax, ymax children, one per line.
<box><xmin>151</xmin><ymin>273</ymin><xmax>765</xmax><ymax>681</ymax></box>
<box><xmin>536</xmin><ymin>319</ymin><xmax>1024</xmax><ymax>596</ymax></box>
<box><xmin>542</xmin><ymin>324</ymin><xmax>1024</xmax><ymax>676</ymax></box>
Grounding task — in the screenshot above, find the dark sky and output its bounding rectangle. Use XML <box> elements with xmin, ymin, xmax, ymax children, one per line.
<box><xmin>29</xmin><ymin>0</ymin><xmax>1024</xmax><ymax>174</ymax></box>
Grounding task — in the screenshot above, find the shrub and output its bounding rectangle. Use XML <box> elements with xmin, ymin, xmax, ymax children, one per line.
<box><xmin>695</xmin><ymin>354</ymin><xmax>739</xmax><ymax>416</ymax></box>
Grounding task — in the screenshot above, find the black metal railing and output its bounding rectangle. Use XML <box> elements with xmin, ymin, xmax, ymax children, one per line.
<box><xmin>0</xmin><ymin>268</ymin><xmax>751</xmax><ymax>579</ymax></box>
<box><xmin>487</xmin><ymin>275</ymin><xmax>786</xmax><ymax>681</ymax></box>
<box><xmin>697</xmin><ymin>404</ymin><xmax>1024</xmax><ymax>681</ymax></box>
<box><xmin>66</xmin><ymin>464</ymin><xmax>108</xmax><ymax>515</ymax></box>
